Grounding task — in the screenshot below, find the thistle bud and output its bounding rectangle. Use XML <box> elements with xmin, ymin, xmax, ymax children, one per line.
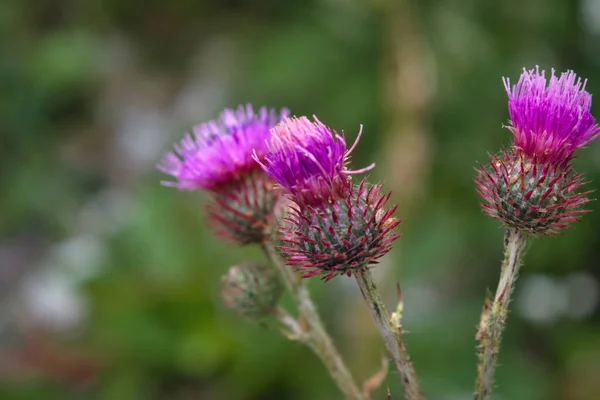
<box><xmin>280</xmin><ymin>180</ymin><xmax>400</xmax><ymax>281</ymax></box>
<box><xmin>221</xmin><ymin>262</ymin><xmax>283</xmax><ymax>320</ymax></box>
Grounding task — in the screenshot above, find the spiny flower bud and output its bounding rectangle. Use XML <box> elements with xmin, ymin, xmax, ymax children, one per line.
<box><xmin>476</xmin><ymin>67</ymin><xmax>599</xmax><ymax>235</ymax></box>
<box><xmin>257</xmin><ymin>116</ymin><xmax>401</xmax><ymax>281</ymax></box>
<box><xmin>280</xmin><ymin>180</ymin><xmax>400</xmax><ymax>281</ymax></box>
<box><xmin>476</xmin><ymin>149</ymin><xmax>591</xmax><ymax>235</ymax></box>
<box><xmin>157</xmin><ymin>104</ymin><xmax>289</xmax><ymax>244</ymax></box>
<box><xmin>221</xmin><ymin>262</ymin><xmax>283</xmax><ymax>320</ymax></box>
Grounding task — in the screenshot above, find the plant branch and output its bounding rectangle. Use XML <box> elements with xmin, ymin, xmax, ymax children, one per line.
<box><xmin>261</xmin><ymin>241</ymin><xmax>365</xmax><ymax>400</ymax></box>
<box><xmin>474</xmin><ymin>228</ymin><xmax>528</xmax><ymax>400</ymax></box>
<box><xmin>354</xmin><ymin>269</ymin><xmax>424</xmax><ymax>400</ymax></box>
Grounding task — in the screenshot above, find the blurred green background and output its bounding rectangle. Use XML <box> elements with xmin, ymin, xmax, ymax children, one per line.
<box><xmin>1</xmin><ymin>0</ymin><xmax>600</xmax><ymax>399</ymax></box>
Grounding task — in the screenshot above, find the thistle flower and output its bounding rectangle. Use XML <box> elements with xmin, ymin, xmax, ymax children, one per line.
<box><xmin>158</xmin><ymin>104</ymin><xmax>289</xmax><ymax>244</ymax></box>
<box><xmin>258</xmin><ymin>116</ymin><xmax>400</xmax><ymax>281</ymax></box>
<box><xmin>504</xmin><ymin>67</ymin><xmax>600</xmax><ymax>166</ymax></box>
<box><xmin>475</xmin><ymin>68</ymin><xmax>599</xmax><ymax>235</ymax></box>
<box><xmin>254</xmin><ymin>116</ymin><xmax>374</xmax><ymax>208</ymax></box>
<box><xmin>221</xmin><ymin>262</ymin><xmax>283</xmax><ymax>320</ymax></box>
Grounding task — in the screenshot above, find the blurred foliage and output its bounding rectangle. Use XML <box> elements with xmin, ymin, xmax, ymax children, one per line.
<box><xmin>1</xmin><ymin>0</ymin><xmax>600</xmax><ymax>399</ymax></box>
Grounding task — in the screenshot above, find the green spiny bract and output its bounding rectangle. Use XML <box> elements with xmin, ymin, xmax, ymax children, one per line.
<box><xmin>475</xmin><ymin>149</ymin><xmax>591</xmax><ymax>235</ymax></box>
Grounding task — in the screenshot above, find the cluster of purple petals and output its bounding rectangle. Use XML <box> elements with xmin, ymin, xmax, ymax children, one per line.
<box><xmin>158</xmin><ymin>105</ymin><xmax>289</xmax><ymax>191</ymax></box>
<box><xmin>504</xmin><ymin>67</ymin><xmax>600</xmax><ymax>165</ymax></box>
<box><xmin>254</xmin><ymin>117</ymin><xmax>352</xmax><ymax>205</ymax></box>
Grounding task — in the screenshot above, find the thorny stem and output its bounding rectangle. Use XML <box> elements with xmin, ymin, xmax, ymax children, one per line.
<box><xmin>474</xmin><ymin>228</ymin><xmax>528</xmax><ymax>400</ymax></box>
<box><xmin>261</xmin><ymin>241</ymin><xmax>365</xmax><ymax>400</ymax></box>
<box><xmin>354</xmin><ymin>269</ymin><xmax>424</xmax><ymax>400</ymax></box>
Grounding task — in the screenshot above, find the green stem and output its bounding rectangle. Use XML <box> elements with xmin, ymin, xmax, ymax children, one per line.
<box><xmin>261</xmin><ymin>242</ymin><xmax>365</xmax><ymax>400</ymax></box>
<box><xmin>354</xmin><ymin>269</ymin><xmax>424</xmax><ymax>400</ymax></box>
<box><xmin>474</xmin><ymin>228</ymin><xmax>528</xmax><ymax>400</ymax></box>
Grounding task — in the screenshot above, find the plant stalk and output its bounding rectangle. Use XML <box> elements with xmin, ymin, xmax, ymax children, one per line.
<box><xmin>261</xmin><ymin>241</ymin><xmax>365</xmax><ymax>400</ymax></box>
<box><xmin>474</xmin><ymin>228</ymin><xmax>528</xmax><ymax>400</ymax></box>
<box><xmin>354</xmin><ymin>269</ymin><xmax>424</xmax><ymax>400</ymax></box>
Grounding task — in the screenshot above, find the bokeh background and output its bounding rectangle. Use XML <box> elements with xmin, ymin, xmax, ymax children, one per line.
<box><xmin>2</xmin><ymin>0</ymin><xmax>600</xmax><ymax>399</ymax></box>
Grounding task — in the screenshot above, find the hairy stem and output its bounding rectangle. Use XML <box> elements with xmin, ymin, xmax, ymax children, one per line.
<box><xmin>261</xmin><ymin>242</ymin><xmax>365</xmax><ymax>400</ymax></box>
<box><xmin>354</xmin><ymin>269</ymin><xmax>424</xmax><ymax>400</ymax></box>
<box><xmin>475</xmin><ymin>228</ymin><xmax>528</xmax><ymax>400</ymax></box>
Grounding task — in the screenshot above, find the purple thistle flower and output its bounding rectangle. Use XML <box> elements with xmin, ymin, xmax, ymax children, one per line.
<box><xmin>258</xmin><ymin>116</ymin><xmax>400</xmax><ymax>281</ymax></box>
<box><xmin>475</xmin><ymin>67</ymin><xmax>599</xmax><ymax>235</ymax></box>
<box><xmin>504</xmin><ymin>67</ymin><xmax>600</xmax><ymax>166</ymax></box>
<box><xmin>157</xmin><ymin>104</ymin><xmax>289</xmax><ymax>245</ymax></box>
<box><xmin>158</xmin><ymin>104</ymin><xmax>289</xmax><ymax>191</ymax></box>
<box><xmin>254</xmin><ymin>116</ymin><xmax>374</xmax><ymax>208</ymax></box>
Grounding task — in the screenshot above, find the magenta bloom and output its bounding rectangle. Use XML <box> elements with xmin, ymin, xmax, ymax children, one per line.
<box><xmin>504</xmin><ymin>67</ymin><xmax>600</xmax><ymax>166</ymax></box>
<box><xmin>258</xmin><ymin>116</ymin><xmax>400</xmax><ymax>281</ymax></box>
<box><xmin>254</xmin><ymin>116</ymin><xmax>374</xmax><ymax>207</ymax></box>
<box><xmin>158</xmin><ymin>104</ymin><xmax>289</xmax><ymax>191</ymax></box>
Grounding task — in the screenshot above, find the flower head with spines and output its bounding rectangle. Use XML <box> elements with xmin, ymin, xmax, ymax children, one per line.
<box><xmin>476</xmin><ymin>68</ymin><xmax>599</xmax><ymax>235</ymax></box>
<box><xmin>158</xmin><ymin>104</ymin><xmax>289</xmax><ymax>244</ymax></box>
<box><xmin>258</xmin><ymin>116</ymin><xmax>400</xmax><ymax>281</ymax></box>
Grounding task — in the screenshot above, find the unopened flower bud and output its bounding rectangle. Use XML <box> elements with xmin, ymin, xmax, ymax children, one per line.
<box><xmin>221</xmin><ymin>262</ymin><xmax>283</xmax><ymax>320</ymax></box>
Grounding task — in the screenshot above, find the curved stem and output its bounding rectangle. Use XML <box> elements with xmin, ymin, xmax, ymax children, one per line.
<box><xmin>354</xmin><ymin>269</ymin><xmax>424</xmax><ymax>400</ymax></box>
<box><xmin>474</xmin><ymin>228</ymin><xmax>528</xmax><ymax>400</ymax></box>
<box><xmin>261</xmin><ymin>242</ymin><xmax>365</xmax><ymax>400</ymax></box>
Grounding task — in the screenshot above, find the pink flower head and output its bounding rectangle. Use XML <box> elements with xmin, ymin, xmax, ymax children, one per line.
<box><xmin>158</xmin><ymin>105</ymin><xmax>289</xmax><ymax>191</ymax></box>
<box><xmin>254</xmin><ymin>116</ymin><xmax>374</xmax><ymax>207</ymax></box>
<box><xmin>504</xmin><ymin>67</ymin><xmax>600</xmax><ymax>166</ymax></box>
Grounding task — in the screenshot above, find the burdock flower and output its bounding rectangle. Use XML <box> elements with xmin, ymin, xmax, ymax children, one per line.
<box><xmin>256</xmin><ymin>116</ymin><xmax>400</xmax><ymax>281</ymax></box>
<box><xmin>476</xmin><ymin>68</ymin><xmax>599</xmax><ymax>235</ymax></box>
<box><xmin>158</xmin><ymin>104</ymin><xmax>289</xmax><ymax>244</ymax></box>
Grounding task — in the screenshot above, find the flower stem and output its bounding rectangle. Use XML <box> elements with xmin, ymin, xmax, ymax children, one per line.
<box><xmin>474</xmin><ymin>228</ymin><xmax>528</xmax><ymax>400</ymax></box>
<box><xmin>354</xmin><ymin>269</ymin><xmax>424</xmax><ymax>400</ymax></box>
<box><xmin>261</xmin><ymin>242</ymin><xmax>365</xmax><ymax>400</ymax></box>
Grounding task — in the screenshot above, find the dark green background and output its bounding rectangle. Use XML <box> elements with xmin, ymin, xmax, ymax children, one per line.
<box><xmin>1</xmin><ymin>0</ymin><xmax>600</xmax><ymax>399</ymax></box>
